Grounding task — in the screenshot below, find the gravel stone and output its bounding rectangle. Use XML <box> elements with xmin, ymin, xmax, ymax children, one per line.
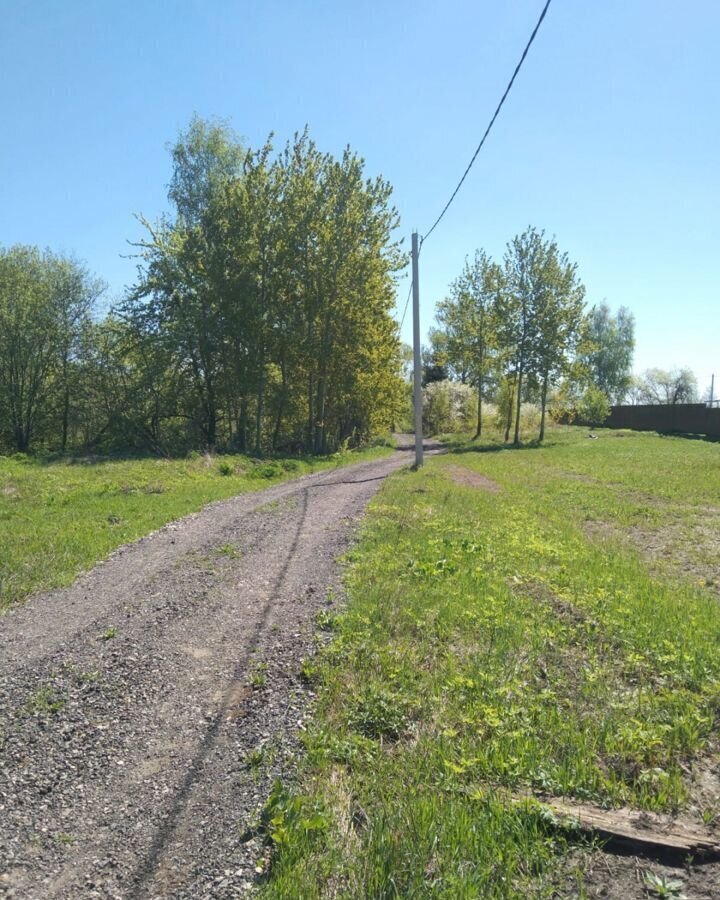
<box><xmin>0</xmin><ymin>441</ymin><xmax>436</xmax><ymax>898</ymax></box>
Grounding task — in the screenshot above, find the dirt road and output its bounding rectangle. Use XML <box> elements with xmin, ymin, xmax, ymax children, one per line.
<box><xmin>0</xmin><ymin>441</ymin><xmax>435</xmax><ymax>899</ymax></box>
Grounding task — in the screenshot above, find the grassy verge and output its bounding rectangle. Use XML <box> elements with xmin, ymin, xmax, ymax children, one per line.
<box><xmin>259</xmin><ymin>427</ymin><xmax>720</xmax><ymax>898</ymax></box>
<box><xmin>0</xmin><ymin>442</ymin><xmax>393</xmax><ymax>611</ymax></box>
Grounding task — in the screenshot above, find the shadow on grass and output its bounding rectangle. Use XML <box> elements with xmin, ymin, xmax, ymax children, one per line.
<box><xmin>596</xmin><ymin>425</ymin><xmax>720</xmax><ymax>445</ymax></box>
<box><xmin>26</xmin><ymin>445</ymin><xmax>380</xmax><ymax>468</ymax></box>
<box><xmin>448</xmin><ymin>438</ymin><xmax>553</xmax><ymax>455</ymax></box>
<box><xmin>654</xmin><ymin>430</ymin><xmax>720</xmax><ymax>446</ymax></box>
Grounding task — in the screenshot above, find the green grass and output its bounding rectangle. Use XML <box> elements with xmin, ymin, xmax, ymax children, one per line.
<box><xmin>0</xmin><ymin>444</ymin><xmax>392</xmax><ymax>611</ymax></box>
<box><xmin>259</xmin><ymin>427</ymin><xmax>720</xmax><ymax>898</ymax></box>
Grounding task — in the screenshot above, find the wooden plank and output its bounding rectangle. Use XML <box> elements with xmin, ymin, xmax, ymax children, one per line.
<box><xmin>532</xmin><ymin>796</ymin><xmax>720</xmax><ymax>857</ymax></box>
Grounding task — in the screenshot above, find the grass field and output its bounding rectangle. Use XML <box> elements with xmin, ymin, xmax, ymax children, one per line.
<box><xmin>0</xmin><ymin>443</ymin><xmax>392</xmax><ymax>611</ymax></box>
<box><xmin>260</xmin><ymin>427</ymin><xmax>720</xmax><ymax>898</ymax></box>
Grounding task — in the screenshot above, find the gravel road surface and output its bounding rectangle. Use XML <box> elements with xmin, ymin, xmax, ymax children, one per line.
<box><xmin>0</xmin><ymin>440</ymin><xmax>436</xmax><ymax>899</ymax></box>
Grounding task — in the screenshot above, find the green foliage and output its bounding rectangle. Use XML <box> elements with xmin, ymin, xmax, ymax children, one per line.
<box><xmin>422</xmin><ymin>379</ymin><xmax>475</xmax><ymax>435</ymax></box>
<box><xmin>434</xmin><ymin>250</ymin><xmax>504</xmax><ymax>438</ymax></box>
<box><xmin>501</xmin><ymin>227</ymin><xmax>586</xmax><ymax>443</ymax></box>
<box><xmin>579</xmin><ymin>303</ymin><xmax>635</xmax><ymax>403</ymax></box>
<box><xmin>636</xmin><ymin>368</ymin><xmax>698</xmax><ymax>405</ymax></box>
<box><xmin>0</xmin><ymin>120</ymin><xmax>404</xmax><ymax>458</ymax></box>
<box><xmin>432</xmin><ymin>228</ymin><xmax>587</xmax><ymax>446</ymax></box>
<box><xmin>260</xmin><ymin>780</ymin><xmax>329</xmax><ymax>850</ymax></box>
<box><xmin>579</xmin><ymin>385</ymin><xmax>611</xmax><ymax>425</ymax></box>
<box><xmin>25</xmin><ymin>686</ymin><xmax>66</xmax><ymax>716</ymax></box>
<box><xmin>0</xmin><ymin>246</ymin><xmax>104</xmax><ymax>453</ymax></box>
<box><xmin>643</xmin><ymin>872</ymin><xmax>687</xmax><ymax>899</ymax></box>
<box><xmin>547</xmin><ymin>380</ymin><xmax>578</xmax><ymax>424</ymax></box>
<box><xmin>123</xmin><ymin>122</ymin><xmax>405</xmax><ymax>456</ymax></box>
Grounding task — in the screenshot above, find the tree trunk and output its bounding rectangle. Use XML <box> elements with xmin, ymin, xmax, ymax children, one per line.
<box><xmin>474</xmin><ymin>381</ymin><xmax>483</xmax><ymax>439</ymax></box>
<box><xmin>61</xmin><ymin>384</ymin><xmax>70</xmax><ymax>454</ymax></box>
<box><xmin>272</xmin><ymin>360</ymin><xmax>288</xmax><ymax>452</ymax></box>
<box><xmin>307</xmin><ymin>373</ymin><xmax>314</xmax><ymax>451</ymax></box>
<box><xmin>513</xmin><ymin>366</ymin><xmax>524</xmax><ymax>445</ymax></box>
<box><xmin>315</xmin><ymin>377</ymin><xmax>327</xmax><ymax>454</ymax></box>
<box><xmin>314</xmin><ymin>307</ymin><xmax>333</xmax><ymax>455</ymax></box>
<box><xmin>255</xmin><ymin>383</ymin><xmax>265</xmax><ymax>456</ymax></box>
<box><xmin>504</xmin><ymin>379</ymin><xmax>515</xmax><ymax>443</ymax></box>
<box><xmin>539</xmin><ymin>373</ymin><xmax>549</xmax><ymax>443</ymax></box>
<box><xmin>255</xmin><ymin>345</ymin><xmax>265</xmax><ymax>456</ymax></box>
<box><xmin>206</xmin><ymin>406</ymin><xmax>217</xmax><ymax>449</ymax></box>
<box><xmin>272</xmin><ymin>397</ymin><xmax>285</xmax><ymax>452</ymax></box>
<box><xmin>205</xmin><ymin>377</ymin><xmax>217</xmax><ymax>449</ymax></box>
<box><xmin>226</xmin><ymin>403</ymin><xmax>234</xmax><ymax>446</ymax></box>
<box><xmin>14</xmin><ymin>426</ymin><xmax>29</xmax><ymax>454</ymax></box>
<box><xmin>237</xmin><ymin>397</ymin><xmax>248</xmax><ymax>452</ymax></box>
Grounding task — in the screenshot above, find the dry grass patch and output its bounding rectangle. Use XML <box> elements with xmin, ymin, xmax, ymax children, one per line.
<box><xmin>444</xmin><ymin>463</ymin><xmax>501</xmax><ymax>493</ymax></box>
<box><xmin>584</xmin><ymin>510</ymin><xmax>720</xmax><ymax>597</ymax></box>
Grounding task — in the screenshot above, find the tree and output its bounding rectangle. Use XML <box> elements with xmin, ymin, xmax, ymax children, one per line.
<box><xmin>436</xmin><ymin>251</ymin><xmax>503</xmax><ymax>438</ymax></box>
<box><xmin>0</xmin><ymin>246</ymin><xmax>102</xmax><ymax>452</ymax></box>
<box><xmin>525</xmin><ymin>240</ymin><xmax>585</xmax><ymax>442</ymax></box>
<box><xmin>125</xmin><ymin>118</ymin><xmax>247</xmax><ymax>447</ymax></box>
<box><xmin>0</xmin><ymin>121</ymin><xmax>406</xmax><ymax>457</ymax></box>
<box><xmin>580</xmin><ymin>303</ymin><xmax>635</xmax><ymax>403</ymax></box>
<box><xmin>168</xmin><ymin>114</ymin><xmax>246</xmax><ymax>226</ymax></box>
<box><xmin>624</xmin><ymin>374</ymin><xmax>645</xmax><ymax>406</ymax></box>
<box><xmin>123</xmin><ymin>120</ymin><xmax>404</xmax><ymax>454</ymax></box>
<box><xmin>502</xmin><ymin>227</ymin><xmax>585</xmax><ymax>444</ymax></box>
<box><xmin>422</xmin><ymin>339</ymin><xmax>449</xmax><ymax>386</ymax></box>
<box><xmin>638</xmin><ymin>368</ymin><xmax>698</xmax><ymax>405</ymax></box>
<box><xmin>52</xmin><ymin>257</ymin><xmax>105</xmax><ymax>451</ymax></box>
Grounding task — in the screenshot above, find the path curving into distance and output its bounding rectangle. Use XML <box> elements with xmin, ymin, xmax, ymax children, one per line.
<box><xmin>0</xmin><ymin>437</ymin><xmax>441</xmax><ymax>899</ymax></box>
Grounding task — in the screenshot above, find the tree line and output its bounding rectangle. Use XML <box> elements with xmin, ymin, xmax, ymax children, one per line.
<box><xmin>0</xmin><ymin>118</ymin><xmax>405</xmax><ymax>455</ymax></box>
<box><xmin>425</xmin><ymin>227</ymin><xmax>636</xmax><ymax>441</ymax></box>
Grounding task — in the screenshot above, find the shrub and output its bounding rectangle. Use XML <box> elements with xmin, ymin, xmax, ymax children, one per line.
<box><xmin>579</xmin><ymin>385</ymin><xmax>611</xmax><ymax>426</ymax></box>
<box><xmin>422</xmin><ymin>380</ymin><xmax>475</xmax><ymax>435</ymax></box>
<box><xmin>251</xmin><ymin>462</ymin><xmax>282</xmax><ymax>479</ymax></box>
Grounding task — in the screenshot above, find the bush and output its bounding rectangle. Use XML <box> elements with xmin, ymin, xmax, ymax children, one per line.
<box><xmin>422</xmin><ymin>380</ymin><xmax>475</xmax><ymax>435</ymax></box>
<box><xmin>548</xmin><ymin>380</ymin><xmax>581</xmax><ymax>424</ymax></box>
<box><xmin>251</xmin><ymin>462</ymin><xmax>282</xmax><ymax>479</ymax></box>
<box><xmin>579</xmin><ymin>386</ymin><xmax>611</xmax><ymax>426</ymax></box>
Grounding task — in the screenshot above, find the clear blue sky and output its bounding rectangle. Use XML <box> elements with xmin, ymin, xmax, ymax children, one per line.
<box><xmin>1</xmin><ymin>0</ymin><xmax>717</xmax><ymax>395</ymax></box>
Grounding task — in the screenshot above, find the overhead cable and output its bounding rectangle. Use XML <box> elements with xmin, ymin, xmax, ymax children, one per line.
<box><xmin>399</xmin><ymin>279</ymin><xmax>413</xmax><ymax>330</ymax></box>
<box><xmin>421</xmin><ymin>0</ymin><xmax>553</xmax><ymax>246</ymax></box>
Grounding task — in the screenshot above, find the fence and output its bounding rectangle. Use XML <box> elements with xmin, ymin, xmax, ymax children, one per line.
<box><xmin>605</xmin><ymin>404</ymin><xmax>720</xmax><ymax>438</ymax></box>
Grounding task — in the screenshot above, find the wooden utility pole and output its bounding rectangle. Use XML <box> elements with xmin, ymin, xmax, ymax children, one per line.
<box><xmin>411</xmin><ymin>231</ymin><xmax>423</xmax><ymax>467</ymax></box>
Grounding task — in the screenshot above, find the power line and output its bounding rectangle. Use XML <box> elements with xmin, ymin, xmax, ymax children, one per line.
<box><xmin>421</xmin><ymin>0</ymin><xmax>553</xmax><ymax>247</ymax></box>
<box><xmin>399</xmin><ymin>279</ymin><xmax>413</xmax><ymax>330</ymax></box>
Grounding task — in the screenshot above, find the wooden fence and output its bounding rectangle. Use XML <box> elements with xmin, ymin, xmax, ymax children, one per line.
<box><xmin>605</xmin><ymin>404</ymin><xmax>720</xmax><ymax>438</ymax></box>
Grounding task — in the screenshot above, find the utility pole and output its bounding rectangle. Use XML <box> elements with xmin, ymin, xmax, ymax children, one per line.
<box><xmin>710</xmin><ymin>374</ymin><xmax>715</xmax><ymax>406</ymax></box>
<box><xmin>411</xmin><ymin>231</ymin><xmax>423</xmax><ymax>467</ymax></box>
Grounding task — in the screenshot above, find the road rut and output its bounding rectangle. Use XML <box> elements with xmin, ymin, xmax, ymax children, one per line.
<box><xmin>0</xmin><ymin>442</ymin><xmax>432</xmax><ymax>899</ymax></box>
